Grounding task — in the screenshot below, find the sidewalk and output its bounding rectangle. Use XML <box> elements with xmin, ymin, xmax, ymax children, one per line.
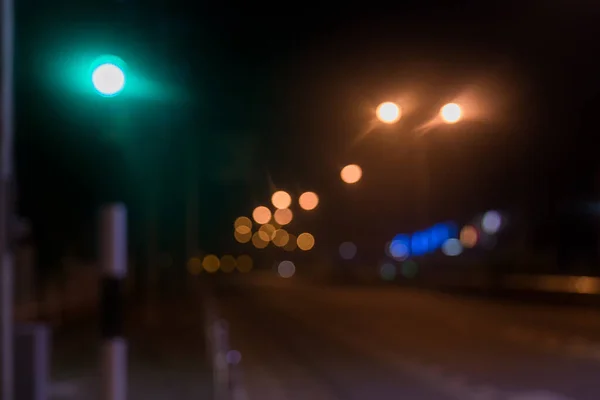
<box><xmin>50</xmin><ymin>292</ymin><xmax>213</xmax><ymax>399</ymax></box>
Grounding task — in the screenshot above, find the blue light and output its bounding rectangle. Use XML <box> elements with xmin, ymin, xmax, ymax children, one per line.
<box><xmin>446</xmin><ymin>222</ymin><xmax>459</xmax><ymax>239</ymax></box>
<box><xmin>390</xmin><ymin>234</ymin><xmax>411</xmax><ymax>259</ymax></box>
<box><xmin>411</xmin><ymin>231</ymin><xmax>430</xmax><ymax>256</ymax></box>
<box><xmin>390</xmin><ymin>242</ymin><xmax>409</xmax><ymax>259</ymax></box>
<box><xmin>388</xmin><ymin>221</ymin><xmax>461</xmax><ymax>259</ymax></box>
<box><xmin>430</xmin><ymin>223</ymin><xmax>451</xmax><ymax>248</ymax></box>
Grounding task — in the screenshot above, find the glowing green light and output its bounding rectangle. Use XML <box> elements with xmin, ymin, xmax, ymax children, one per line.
<box><xmin>90</xmin><ymin>55</ymin><xmax>127</xmax><ymax>97</ymax></box>
<box><xmin>92</xmin><ymin>63</ymin><xmax>125</xmax><ymax>96</ymax></box>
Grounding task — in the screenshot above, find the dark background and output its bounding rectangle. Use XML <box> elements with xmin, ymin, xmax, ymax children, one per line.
<box><xmin>13</xmin><ymin>1</ymin><xmax>600</xmax><ymax>271</ymax></box>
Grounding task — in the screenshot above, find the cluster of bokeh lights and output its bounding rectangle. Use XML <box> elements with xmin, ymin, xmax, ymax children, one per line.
<box><xmin>233</xmin><ymin>190</ymin><xmax>319</xmax><ymax>252</ymax></box>
<box><xmin>386</xmin><ymin>210</ymin><xmax>502</xmax><ymax>260</ymax></box>
<box><xmin>187</xmin><ymin>254</ymin><xmax>254</xmax><ymax>275</ymax></box>
<box><xmin>337</xmin><ymin>210</ymin><xmax>503</xmax><ymax>281</ymax></box>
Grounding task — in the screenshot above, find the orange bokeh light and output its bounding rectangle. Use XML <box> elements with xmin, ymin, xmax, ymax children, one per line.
<box><xmin>234</xmin><ymin>216</ymin><xmax>252</xmax><ymax>234</ymax></box>
<box><xmin>234</xmin><ymin>230</ymin><xmax>252</xmax><ymax>243</ymax></box>
<box><xmin>297</xmin><ymin>232</ymin><xmax>315</xmax><ymax>251</ymax></box>
<box><xmin>252</xmin><ymin>232</ymin><xmax>269</xmax><ymax>249</ymax></box>
<box><xmin>202</xmin><ymin>255</ymin><xmax>220</xmax><ymax>273</ymax></box>
<box><xmin>272</xmin><ymin>229</ymin><xmax>290</xmax><ymax>247</ymax></box>
<box><xmin>459</xmin><ymin>225</ymin><xmax>478</xmax><ymax>248</ymax></box>
<box><xmin>298</xmin><ymin>191</ymin><xmax>319</xmax><ymax>211</ymax></box>
<box><xmin>220</xmin><ymin>255</ymin><xmax>237</xmax><ymax>273</ymax></box>
<box><xmin>284</xmin><ymin>234</ymin><xmax>297</xmax><ymax>251</ymax></box>
<box><xmin>340</xmin><ymin>164</ymin><xmax>362</xmax><ymax>184</ymax></box>
<box><xmin>252</xmin><ymin>206</ymin><xmax>272</xmax><ymax>225</ymax></box>
<box><xmin>271</xmin><ymin>191</ymin><xmax>292</xmax><ymax>209</ymax></box>
<box><xmin>258</xmin><ymin>224</ymin><xmax>276</xmax><ymax>241</ymax></box>
<box><xmin>274</xmin><ymin>208</ymin><xmax>293</xmax><ymax>225</ymax></box>
<box><xmin>236</xmin><ymin>255</ymin><xmax>253</xmax><ymax>273</ymax></box>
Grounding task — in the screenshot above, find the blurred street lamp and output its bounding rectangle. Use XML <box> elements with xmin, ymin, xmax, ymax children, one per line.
<box><xmin>376</xmin><ymin>101</ymin><xmax>401</xmax><ymax>124</ymax></box>
<box><xmin>90</xmin><ymin>55</ymin><xmax>127</xmax><ymax>97</ymax></box>
<box><xmin>440</xmin><ymin>103</ymin><xmax>462</xmax><ymax>124</ymax></box>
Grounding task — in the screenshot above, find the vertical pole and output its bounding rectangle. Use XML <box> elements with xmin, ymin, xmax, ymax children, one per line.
<box><xmin>418</xmin><ymin>139</ymin><xmax>431</xmax><ymax>229</ymax></box>
<box><xmin>14</xmin><ymin>324</ymin><xmax>50</xmax><ymax>400</ymax></box>
<box><xmin>0</xmin><ymin>0</ymin><xmax>15</xmax><ymax>395</ymax></box>
<box><xmin>100</xmin><ymin>204</ymin><xmax>128</xmax><ymax>400</ymax></box>
<box><xmin>144</xmin><ymin>205</ymin><xmax>157</xmax><ymax>323</ymax></box>
<box><xmin>186</xmin><ymin>167</ymin><xmax>198</xmax><ymax>271</ymax></box>
<box><xmin>185</xmin><ymin>136</ymin><xmax>198</xmax><ymax>293</ymax></box>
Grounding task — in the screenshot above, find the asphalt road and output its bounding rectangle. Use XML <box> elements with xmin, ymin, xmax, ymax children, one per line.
<box><xmin>218</xmin><ymin>274</ymin><xmax>600</xmax><ymax>400</ymax></box>
<box><xmin>50</xmin><ymin>285</ymin><xmax>212</xmax><ymax>400</ymax></box>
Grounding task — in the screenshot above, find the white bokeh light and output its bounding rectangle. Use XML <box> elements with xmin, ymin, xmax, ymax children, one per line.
<box><xmin>442</xmin><ymin>238</ymin><xmax>463</xmax><ymax>256</ymax></box>
<box><xmin>482</xmin><ymin>210</ymin><xmax>502</xmax><ymax>234</ymax></box>
<box><xmin>389</xmin><ymin>241</ymin><xmax>409</xmax><ymax>260</ymax></box>
<box><xmin>339</xmin><ymin>242</ymin><xmax>357</xmax><ymax>260</ymax></box>
<box><xmin>277</xmin><ymin>260</ymin><xmax>296</xmax><ymax>278</ymax></box>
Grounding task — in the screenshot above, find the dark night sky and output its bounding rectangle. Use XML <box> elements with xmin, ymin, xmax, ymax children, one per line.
<box><xmin>13</xmin><ymin>1</ymin><xmax>600</xmax><ymax>267</ymax></box>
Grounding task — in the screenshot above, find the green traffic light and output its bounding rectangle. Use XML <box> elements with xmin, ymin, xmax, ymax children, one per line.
<box><xmin>91</xmin><ymin>55</ymin><xmax>126</xmax><ymax>97</ymax></box>
<box><xmin>92</xmin><ymin>63</ymin><xmax>125</xmax><ymax>96</ymax></box>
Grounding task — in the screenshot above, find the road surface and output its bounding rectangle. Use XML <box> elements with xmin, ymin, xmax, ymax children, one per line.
<box><xmin>50</xmin><ymin>287</ymin><xmax>212</xmax><ymax>400</ymax></box>
<box><xmin>217</xmin><ymin>274</ymin><xmax>600</xmax><ymax>400</ymax></box>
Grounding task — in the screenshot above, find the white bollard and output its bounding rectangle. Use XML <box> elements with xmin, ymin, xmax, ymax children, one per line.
<box><xmin>213</xmin><ymin>320</ymin><xmax>230</xmax><ymax>400</ymax></box>
<box><xmin>100</xmin><ymin>204</ymin><xmax>128</xmax><ymax>400</ymax></box>
<box><xmin>14</xmin><ymin>323</ymin><xmax>50</xmax><ymax>400</ymax></box>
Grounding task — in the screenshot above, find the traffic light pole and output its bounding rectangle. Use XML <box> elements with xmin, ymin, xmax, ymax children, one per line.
<box><xmin>0</xmin><ymin>0</ymin><xmax>15</xmax><ymax>397</ymax></box>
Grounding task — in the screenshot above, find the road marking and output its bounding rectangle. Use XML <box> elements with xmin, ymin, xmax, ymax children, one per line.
<box><xmin>506</xmin><ymin>390</ymin><xmax>574</xmax><ymax>399</ymax></box>
<box><xmin>317</xmin><ymin>326</ymin><xmax>570</xmax><ymax>400</ymax></box>
<box><xmin>274</xmin><ymin>305</ymin><xmax>574</xmax><ymax>400</ymax></box>
<box><xmin>257</xmin><ymin>290</ymin><xmax>578</xmax><ymax>400</ymax></box>
<box><xmin>504</xmin><ymin>325</ymin><xmax>600</xmax><ymax>362</ymax></box>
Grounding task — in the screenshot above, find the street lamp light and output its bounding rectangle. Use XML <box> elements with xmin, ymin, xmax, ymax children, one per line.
<box><xmin>376</xmin><ymin>102</ymin><xmax>401</xmax><ymax>124</ymax></box>
<box><xmin>440</xmin><ymin>103</ymin><xmax>462</xmax><ymax>124</ymax></box>
<box><xmin>90</xmin><ymin>55</ymin><xmax>127</xmax><ymax>97</ymax></box>
<box><xmin>92</xmin><ymin>63</ymin><xmax>125</xmax><ymax>97</ymax></box>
